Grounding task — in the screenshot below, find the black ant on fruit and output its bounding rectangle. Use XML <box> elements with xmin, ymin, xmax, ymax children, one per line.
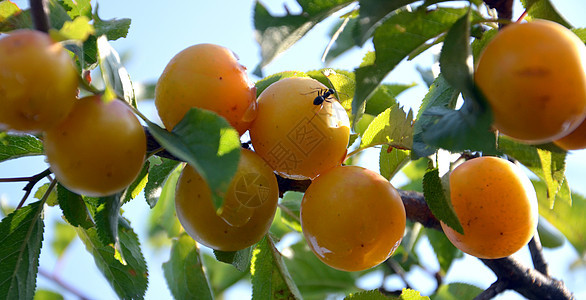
<box><xmin>304</xmin><ymin>87</ymin><xmax>340</xmax><ymax>123</ymax></box>
<box><xmin>312</xmin><ymin>88</ymin><xmax>336</xmax><ymax>106</ymax></box>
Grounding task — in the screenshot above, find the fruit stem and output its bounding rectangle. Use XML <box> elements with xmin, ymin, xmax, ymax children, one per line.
<box><xmin>528</xmin><ymin>234</ymin><xmax>550</xmax><ymax>276</ymax></box>
<box><xmin>516</xmin><ymin>9</ymin><xmax>528</xmax><ymax>24</ymax></box>
<box><xmin>345</xmin><ymin>147</ymin><xmax>365</xmax><ymax>160</ymax></box>
<box><xmin>125</xmin><ymin>100</ymin><xmax>150</xmax><ymax>123</ymax></box>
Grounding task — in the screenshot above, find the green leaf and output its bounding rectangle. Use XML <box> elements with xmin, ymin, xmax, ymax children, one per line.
<box><xmin>498</xmin><ymin>137</ymin><xmax>567</xmax><ymax>207</ymax></box>
<box><xmin>253</xmin><ymin>0</ymin><xmax>352</xmax><ymax>75</ymax></box>
<box><xmin>75</xmin><ymin>223</ymin><xmax>148</xmax><ymax>300</ymax></box>
<box><xmin>345</xmin><ymin>289</ymin><xmax>393</xmax><ymax>299</ymax></box>
<box><xmin>69</xmin><ymin>34</ymin><xmax>98</xmax><ymax>67</ymax></box>
<box><xmin>93</xmin><ymin>9</ymin><xmax>131</xmax><ymax>41</ymax></box>
<box><xmin>0</xmin><ymin>133</ymin><xmax>43</xmax><ymax>163</ymax></box>
<box><xmin>52</xmin><ymin>15</ymin><xmax>94</xmax><ymax>41</ymax></box>
<box><xmin>573</xmin><ymin>28</ymin><xmax>586</xmax><ymax>43</ymax></box>
<box><xmin>425</xmin><ymin>228</ymin><xmax>461</xmax><ymax>273</ymax></box>
<box><xmin>94</xmin><ymin>193</ymin><xmax>122</xmax><ymax>246</ymax></box>
<box><xmin>34</xmin><ymin>183</ymin><xmax>58</xmax><ymax>207</ymax></box>
<box><xmin>66</xmin><ymin>7</ymin><xmax>129</xmax><ymax>69</ymax></box>
<box><xmin>521</xmin><ymin>0</ymin><xmax>572</xmax><ymax>28</ymax></box>
<box><xmin>422</xmin><ymin>168</ymin><xmax>463</xmax><ymax>234</ymax></box>
<box><xmin>421</xmin><ymin>98</ymin><xmax>496</xmax><ymax>155</ymax></box>
<box><xmin>56</xmin><ymin>184</ymin><xmax>94</xmax><ymax>229</ymax></box>
<box><xmin>359</xmin><ymin>105</ymin><xmax>413</xmax><ymax>151</ymax></box>
<box><xmin>61</xmin><ymin>0</ymin><xmax>91</xmax><ymax>18</ymax></box>
<box><xmin>268</xmin><ymin>208</ymin><xmax>292</xmax><ymax>240</ymax></box>
<box><xmin>0</xmin><ymin>4</ymin><xmax>30</xmax><ymax>32</ymax></box>
<box><xmin>323</xmin><ymin>17</ymin><xmax>358</xmax><ymax>63</ymax></box>
<box><xmin>96</xmin><ymin>35</ymin><xmax>136</xmax><ymax>107</ymax></box>
<box><xmin>353</xmin><ymin>7</ymin><xmax>471</xmax><ymax>116</ymax></box>
<box><xmin>353</xmin><ymin>0</ymin><xmax>418</xmax><ymax>45</ymax></box>
<box><xmin>0</xmin><ymin>1</ymin><xmax>20</xmax><ymax>23</ymax></box>
<box><xmin>47</xmin><ymin>0</ymin><xmax>72</xmax><ymax>30</ymax></box>
<box><xmin>536</xmin><ymin>148</ymin><xmax>567</xmax><ymax>207</ymax></box>
<box><xmin>51</xmin><ymin>222</ymin><xmax>77</xmax><ymax>258</ymax></box>
<box><xmin>163</xmin><ymin>233</ymin><xmax>214</xmax><ymax>300</ymax></box>
<box><xmin>0</xmin><ymin>201</ymin><xmax>44</xmax><ymax>300</ymax></box>
<box><xmin>422</xmin><ymin>9</ymin><xmax>496</xmax><ymax>155</ymax></box>
<box><xmin>432</xmin><ymin>282</ymin><xmax>483</xmax><ymax>300</ymax></box>
<box><xmin>213</xmin><ymin>246</ymin><xmax>254</xmax><ymax>273</ymax></box>
<box><xmin>400</xmin><ymin>288</ymin><xmax>430</xmax><ymax>300</ymax></box>
<box><xmin>279</xmin><ymin>192</ymin><xmax>303</xmax><ymax>232</ymax></box>
<box><xmin>144</xmin><ymin>157</ymin><xmax>180</xmax><ymax>208</ymax></box>
<box><xmin>408</xmin><ymin>33</ymin><xmax>445</xmax><ymax>61</ymax></box>
<box><xmin>537</xmin><ymin>217</ymin><xmax>565</xmax><ymax>249</ymax></box>
<box><xmin>147</xmin><ymin>164</ymin><xmax>182</xmax><ymax>244</ymax></box>
<box><xmin>471</xmin><ymin>28</ymin><xmax>497</xmax><ymax>65</ymax></box>
<box><xmin>34</xmin><ymin>289</ymin><xmax>64</xmax><ymax>300</ymax></box>
<box><xmin>379</xmin><ymin>146</ymin><xmax>410</xmax><ymax>180</ymax></box>
<box><xmin>365</xmin><ymin>83</ymin><xmax>416</xmax><ymax>116</ymax></box>
<box><xmin>251</xmin><ymin>236</ymin><xmax>302</xmax><ymax>300</ymax></box>
<box><xmin>348</xmin><ymin>133</ymin><xmax>359</xmax><ymax>149</ymax></box>
<box><xmin>284</xmin><ymin>240</ymin><xmax>363</xmax><ymax>298</ymax></box>
<box><xmin>144</xmin><ymin>108</ymin><xmax>241</xmax><ymax>210</ymax></box>
<box><xmin>354</xmin><ymin>113</ymin><xmax>375</xmax><ymax>136</ymax></box>
<box><xmin>534</xmin><ymin>180</ymin><xmax>586</xmax><ymax>255</ymax></box>
<box><xmin>203</xmin><ymin>254</ymin><xmax>249</xmax><ymax>296</ymax></box>
<box><xmin>255</xmin><ymin>71</ymin><xmax>308</xmax><ymax>97</ymax></box>
<box><xmin>439</xmin><ymin>10</ymin><xmax>475</xmax><ymax>99</ymax></box>
<box><xmin>412</xmin><ymin>75</ymin><xmax>459</xmax><ymax>158</ymax></box>
<box><xmin>121</xmin><ymin>161</ymin><xmax>149</xmax><ymax>205</ymax></box>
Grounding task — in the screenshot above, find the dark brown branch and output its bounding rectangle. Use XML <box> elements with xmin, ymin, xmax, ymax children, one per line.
<box><xmin>276</xmin><ymin>176</ymin><xmax>311</xmax><ymax>198</ymax></box>
<box><xmin>480</xmin><ymin>257</ymin><xmax>574</xmax><ymax>300</ymax></box>
<box><xmin>399</xmin><ymin>189</ymin><xmax>442</xmax><ymax>230</ymax></box>
<box><xmin>528</xmin><ymin>234</ymin><xmax>550</xmax><ymax>276</ymax></box>
<box><xmin>475</xmin><ymin>280</ymin><xmax>508</xmax><ymax>300</ymax></box>
<box><xmin>0</xmin><ymin>168</ymin><xmax>54</xmax><ymax>209</ymax></box>
<box><xmin>29</xmin><ymin>0</ymin><xmax>50</xmax><ymax>33</ymax></box>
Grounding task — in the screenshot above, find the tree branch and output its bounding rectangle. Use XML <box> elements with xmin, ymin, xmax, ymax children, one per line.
<box><xmin>0</xmin><ymin>168</ymin><xmax>53</xmax><ymax>209</ymax></box>
<box><xmin>480</xmin><ymin>257</ymin><xmax>573</xmax><ymax>300</ymax></box>
<box><xmin>528</xmin><ymin>234</ymin><xmax>550</xmax><ymax>276</ymax></box>
<box><xmin>144</xmin><ymin>129</ymin><xmax>573</xmax><ymax>299</ymax></box>
<box><xmin>475</xmin><ymin>279</ymin><xmax>507</xmax><ymax>300</ymax></box>
<box><xmin>29</xmin><ymin>0</ymin><xmax>50</xmax><ymax>33</ymax></box>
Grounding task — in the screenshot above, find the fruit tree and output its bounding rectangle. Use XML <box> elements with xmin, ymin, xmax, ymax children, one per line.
<box><xmin>0</xmin><ymin>0</ymin><xmax>585</xmax><ymax>299</ymax></box>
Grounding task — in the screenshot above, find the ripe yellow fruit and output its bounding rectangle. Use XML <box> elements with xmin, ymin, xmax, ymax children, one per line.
<box><xmin>0</xmin><ymin>30</ymin><xmax>78</xmax><ymax>132</ymax></box>
<box><xmin>300</xmin><ymin>165</ymin><xmax>406</xmax><ymax>271</ymax></box>
<box><xmin>155</xmin><ymin>43</ymin><xmax>257</xmax><ymax>135</ymax></box>
<box><xmin>249</xmin><ymin>77</ymin><xmax>350</xmax><ymax>180</ymax></box>
<box><xmin>44</xmin><ymin>95</ymin><xmax>146</xmax><ymax>197</ymax></box>
<box><xmin>175</xmin><ymin>149</ymin><xmax>279</xmax><ymax>251</ymax></box>
<box><xmin>475</xmin><ymin>20</ymin><xmax>586</xmax><ymax>143</ymax></box>
<box><xmin>554</xmin><ymin>118</ymin><xmax>586</xmax><ymax>150</ymax></box>
<box><xmin>441</xmin><ymin>156</ymin><xmax>538</xmax><ymax>259</ymax></box>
